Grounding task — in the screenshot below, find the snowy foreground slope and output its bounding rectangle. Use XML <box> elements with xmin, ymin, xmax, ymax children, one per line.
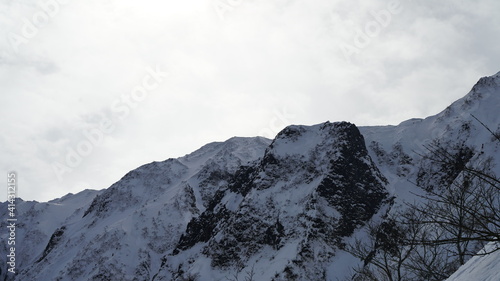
<box><xmin>1</xmin><ymin>72</ymin><xmax>499</xmax><ymax>280</ymax></box>
<box><xmin>446</xmin><ymin>243</ymin><xmax>500</xmax><ymax>281</ymax></box>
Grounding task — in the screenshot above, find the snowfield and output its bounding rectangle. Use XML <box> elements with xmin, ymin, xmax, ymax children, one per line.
<box><xmin>446</xmin><ymin>243</ymin><xmax>500</xmax><ymax>281</ymax></box>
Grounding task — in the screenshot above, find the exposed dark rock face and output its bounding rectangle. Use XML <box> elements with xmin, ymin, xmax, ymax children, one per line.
<box><xmin>317</xmin><ymin>123</ymin><xmax>388</xmax><ymax>237</ymax></box>
<box><xmin>416</xmin><ymin>141</ymin><xmax>475</xmax><ymax>192</ymax></box>
<box><xmin>174</xmin><ymin>205</ymin><xmax>230</xmax><ymax>254</ymax></box>
<box><xmin>36</xmin><ymin>226</ymin><xmax>66</xmax><ymax>263</ymax></box>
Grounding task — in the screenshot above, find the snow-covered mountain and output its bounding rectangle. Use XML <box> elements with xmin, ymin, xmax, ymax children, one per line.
<box><xmin>2</xmin><ymin>72</ymin><xmax>499</xmax><ymax>280</ymax></box>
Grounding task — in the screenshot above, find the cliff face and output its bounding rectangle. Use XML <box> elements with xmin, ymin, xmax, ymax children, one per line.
<box><xmin>1</xmin><ymin>72</ymin><xmax>499</xmax><ymax>281</ymax></box>
<box><xmin>169</xmin><ymin>122</ymin><xmax>389</xmax><ymax>281</ymax></box>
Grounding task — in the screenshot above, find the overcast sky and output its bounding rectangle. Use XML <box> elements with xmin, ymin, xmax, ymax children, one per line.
<box><xmin>1</xmin><ymin>0</ymin><xmax>499</xmax><ymax>202</ymax></box>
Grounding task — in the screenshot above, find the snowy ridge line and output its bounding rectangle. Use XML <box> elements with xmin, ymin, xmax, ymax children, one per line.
<box><xmin>0</xmin><ymin>71</ymin><xmax>499</xmax><ymax>280</ymax></box>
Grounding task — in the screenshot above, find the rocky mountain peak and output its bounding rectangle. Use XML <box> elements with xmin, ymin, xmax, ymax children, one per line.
<box><xmin>2</xmin><ymin>73</ymin><xmax>499</xmax><ymax>280</ymax></box>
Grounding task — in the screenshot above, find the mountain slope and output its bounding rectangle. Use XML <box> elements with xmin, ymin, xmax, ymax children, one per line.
<box><xmin>446</xmin><ymin>243</ymin><xmax>500</xmax><ymax>281</ymax></box>
<box><xmin>1</xmin><ymin>137</ymin><xmax>271</xmax><ymax>281</ymax></box>
<box><xmin>361</xmin><ymin>71</ymin><xmax>500</xmax><ymax>204</ymax></box>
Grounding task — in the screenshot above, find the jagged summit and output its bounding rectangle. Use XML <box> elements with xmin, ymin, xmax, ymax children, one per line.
<box><xmin>169</xmin><ymin>121</ymin><xmax>388</xmax><ymax>280</ymax></box>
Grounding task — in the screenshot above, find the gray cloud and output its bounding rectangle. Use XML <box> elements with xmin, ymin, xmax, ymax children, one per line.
<box><xmin>1</xmin><ymin>0</ymin><xmax>499</xmax><ymax>201</ymax></box>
